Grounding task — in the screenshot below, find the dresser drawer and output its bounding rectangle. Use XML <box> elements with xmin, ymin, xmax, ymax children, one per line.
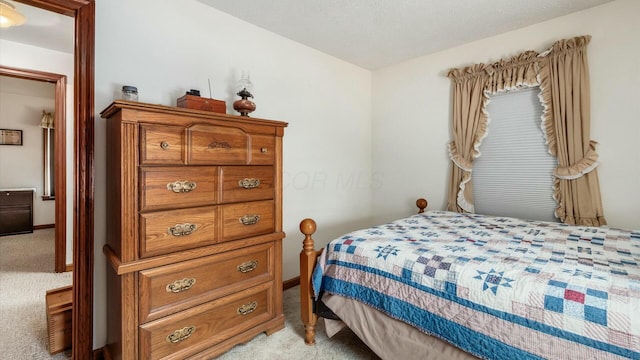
<box><xmin>138</xmin><ymin>242</ymin><xmax>274</xmax><ymax>322</ymax></box>
<box><xmin>187</xmin><ymin>124</ymin><xmax>249</xmax><ymax>165</ymax></box>
<box><xmin>140</xmin><ymin>125</ymin><xmax>185</xmax><ymax>165</ymax></box>
<box><xmin>0</xmin><ymin>190</ymin><xmax>32</xmax><ymax>206</ymax></box>
<box><xmin>140</xmin><ymin>167</ymin><xmax>217</xmax><ymax>212</ymax></box>
<box><xmin>139</xmin><ymin>206</ymin><xmax>218</xmax><ymax>258</ymax></box>
<box><xmin>250</xmin><ymin>135</ymin><xmax>275</xmax><ymax>165</ymax></box>
<box><xmin>220</xmin><ymin>166</ymin><xmax>274</xmax><ymax>204</ymax></box>
<box><xmin>139</xmin><ymin>283</ymin><xmax>273</xmax><ymax>360</ymax></box>
<box><xmin>221</xmin><ymin>200</ymin><xmax>275</xmax><ymax>242</ymax></box>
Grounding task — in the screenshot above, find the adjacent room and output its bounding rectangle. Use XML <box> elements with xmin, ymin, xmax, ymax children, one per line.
<box><xmin>0</xmin><ymin>0</ymin><xmax>638</xmax><ymax>359</ymax></box>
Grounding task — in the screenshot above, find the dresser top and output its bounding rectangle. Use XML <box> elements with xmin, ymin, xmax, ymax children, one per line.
<box><xmin>0</xmin><ymin>188</ymin><xmax>36</xmax><ymax>192</ymax></box>
<box><xmin>100</xmin><ymin>100</ymin><xmax>288</xmax><ymax>128</ymax></box>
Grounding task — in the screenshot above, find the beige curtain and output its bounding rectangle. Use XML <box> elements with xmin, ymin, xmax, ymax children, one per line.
<box><xmin>446</xmin><ymin>35</ymin><xmax>607</xmax><ymax>226</ymax></box>
<box><xmin>446</xmin><ymin>64</ymin><xmax>491</xmax><ymax>212</ymax></box>
<box><xmin>538</xmin><ymin>35</ymin><xmax>606</xmax><ymax>225</ymax></box>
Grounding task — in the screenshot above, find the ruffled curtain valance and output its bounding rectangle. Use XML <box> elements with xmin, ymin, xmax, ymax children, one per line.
<box><xmin>446</xmin><ymin>35</ymin><xmax>607</xmax><ymax>226</ymax></box>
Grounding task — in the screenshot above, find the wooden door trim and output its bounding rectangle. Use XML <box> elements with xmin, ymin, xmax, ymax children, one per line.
<box><xmin>0</xmin><ymin>66</ymin><xmax>67</xmax><ymax>273</ymax></box>
<box><xmin>15</xmin><ymin>1</ymin><xmax>95</xmax><ymax>359</ymax></box>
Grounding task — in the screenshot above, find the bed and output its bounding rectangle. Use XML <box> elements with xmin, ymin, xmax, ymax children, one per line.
<box><xmin>299</xmin><ymin>199</ymin><xmax>640</xmax><ymax>360</ymax></box>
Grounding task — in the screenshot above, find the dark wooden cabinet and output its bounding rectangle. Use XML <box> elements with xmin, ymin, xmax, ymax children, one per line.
<box><xmin>0</xmin><ymin>190</ymin><xmax>34</xmax><ymax>236</ymax></box>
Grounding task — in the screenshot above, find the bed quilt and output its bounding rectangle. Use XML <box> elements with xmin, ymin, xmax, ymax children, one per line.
<box><xmin>313</xmin><ymin>211</ymin><xmax>640</xmax><ymax>359</ymax></box>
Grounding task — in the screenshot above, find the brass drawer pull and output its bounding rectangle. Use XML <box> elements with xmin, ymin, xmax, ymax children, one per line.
<box><xmin>260</xmin><ymin>147</ymin><xmax>268</xmax><ymax>153</ymax></box>
<box><xmin>160</xmin><ymin>141</ymin><xmax>170</xmax><ymax>150</ymax></box>
<box><xmin>167</xmin><ymin>181</ymin><xmax>197</xmax><ymax>193</ymax></box>
<box><xmin>168</xmin><ymin>223</ymin><xmax>196</xmax><ymax>236</ymax></box>
<box><xmin>237</xmin><ymin>301</ymin><xmax>257</xmax><ymax>316</ymax></box>
<box><xmin>166</xmin><ymin>278</ymin><xmax>196</xmax><ymax>293</ymax></box>
<box><xmin>239</xmin><ymin>215</ymin><xmax>260</xmax><ymax>225</ymax></box>
<box><xmin>237</xmin><ymin>260</ymin><xmax>258</xmax><ymax>273</ymax></box>
<box><xmin>238</xmin><ymin>178</ymin><xmax>260</xmax><ymax>189</ymax></box>
<box><xmin>166</xmin><ymin>326</ymin><xmax>196</xmax><ymax>343</ymax></box>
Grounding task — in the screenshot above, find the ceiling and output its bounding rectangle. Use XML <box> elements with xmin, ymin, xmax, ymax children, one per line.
<box><xmin>0</xmin><ymin>1</ymin><xmax>614</xmax><ymax>68</ymax></box>
<box><xmin>198</xmin><ymin>0</ymin><xmax>613</xmax><ymax>69</ymax></box>
<box><xmin>0</xmin><ymin>1</ymin><xmax>73</xmax><ymax>54</ymax></box>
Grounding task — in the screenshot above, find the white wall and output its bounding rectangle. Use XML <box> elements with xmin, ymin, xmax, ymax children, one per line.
<box><xmin>0</xmin><ymin>76</ymin><xmax>55</xmax><ymax>225</ymax></box>
<box><xmin>0</xmin><ymin>40</ymin><xmax>75</xmax><ymax>264</ymax></box>
<box><xmin>94</xmin><ymin>0</ymin><xmax>372</xmax><ymax>347</ymax></box>
<box><xmin>371</xmin><ymin>0</ymin><xmax>640</xmax><ymax>230</ymax></box>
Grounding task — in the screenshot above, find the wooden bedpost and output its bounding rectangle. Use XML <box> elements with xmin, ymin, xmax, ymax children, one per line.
<box><xmin>300</xmin><ymin>218</ymin><xmax>319</xmax><ymax>345</ymax></box>
<box><xmin>416</xmin><ymin>198</ymin><xmax>428</xmax><ymax>213</ymax></box>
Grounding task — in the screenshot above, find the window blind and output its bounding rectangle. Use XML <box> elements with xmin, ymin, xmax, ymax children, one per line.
<box><xmin>472</xmin><ymin>86</ymin><xmax>558</xmax><ymax>222</ymax></box>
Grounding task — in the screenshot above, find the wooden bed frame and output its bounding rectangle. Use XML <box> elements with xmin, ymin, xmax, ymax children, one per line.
<box><xmin>299</xmin><ymin>198</ymin><xmax>429</xmax><ymax>345</ymax></box>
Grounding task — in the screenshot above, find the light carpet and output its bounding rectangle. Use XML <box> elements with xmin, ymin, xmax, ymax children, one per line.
<box><xmin>0</xmin><ymin>229</ymin><xmax>72</xmax><ymax>359</ymax></box>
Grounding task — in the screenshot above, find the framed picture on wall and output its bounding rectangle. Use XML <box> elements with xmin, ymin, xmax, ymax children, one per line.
<box><xmin>0</xmin><ymin>129</ymin><xmax>23</xmax><ymax>145</ymax></box>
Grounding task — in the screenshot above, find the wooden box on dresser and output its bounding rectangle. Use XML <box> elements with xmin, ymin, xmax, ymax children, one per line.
<box><xmin>101</xmin><ymin>100</ymin><xmax>287</xmax><ymax>360</ymax></box>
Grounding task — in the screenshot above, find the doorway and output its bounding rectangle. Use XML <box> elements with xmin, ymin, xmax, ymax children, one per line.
<box><xmin>10</xmin><ymin>1</ymin><xmax>95</xmax><ymax>359</ymax></box>
<box><xmin>0</xmin><ymin>67</ymin><xmax>67</xmax><ymax>273</ymax></box>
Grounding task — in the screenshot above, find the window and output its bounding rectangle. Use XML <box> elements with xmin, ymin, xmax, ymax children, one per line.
<box><xmin>42</xmin><ymin>127</ymin><xmax>55</xmax><ymax>199</ymax></box>
<box><xmin>472</xmin><ymin>86</ymin><xmax>558</xmax><ymax>222</ymax></box>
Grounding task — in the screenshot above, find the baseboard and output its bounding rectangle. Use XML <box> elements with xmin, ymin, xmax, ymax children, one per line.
<box><xmin>34</xmin><ymin>224</ymin><xmax>55</xmax><ymax>230</ymax></box>
<box><xmin>283</xmin><ymin>276</ymin><xmax>300</xmax><ymax>290</ymax></box>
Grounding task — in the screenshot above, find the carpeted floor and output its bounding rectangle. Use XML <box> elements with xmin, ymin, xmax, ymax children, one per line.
<box><xmin>0</xmin><ymin>229</ymin><xmax>72</xmax><ymax>359</ymax></box>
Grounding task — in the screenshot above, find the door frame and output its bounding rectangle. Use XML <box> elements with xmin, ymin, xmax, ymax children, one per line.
<box><xmin>0</xmin><ymin>66</ymin><xmax>67</xmax><ymax>273</ymax></box>
<box><xmin>15</xmin><ymin>1</ymin><xmax>95</xmax><ymax>358</ymax></box>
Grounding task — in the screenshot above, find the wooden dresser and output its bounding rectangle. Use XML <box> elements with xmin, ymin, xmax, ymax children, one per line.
<box><xmin>101</xmin><ymin>101</ymin><xmax>287</xmax><ymax>359</ymax></box>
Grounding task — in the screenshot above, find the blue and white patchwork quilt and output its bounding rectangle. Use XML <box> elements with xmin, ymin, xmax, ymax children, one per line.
<box><xmin>313</xmin><ymin>211</ymin><xmax>640</xmax><ymax>359</ymax></box>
